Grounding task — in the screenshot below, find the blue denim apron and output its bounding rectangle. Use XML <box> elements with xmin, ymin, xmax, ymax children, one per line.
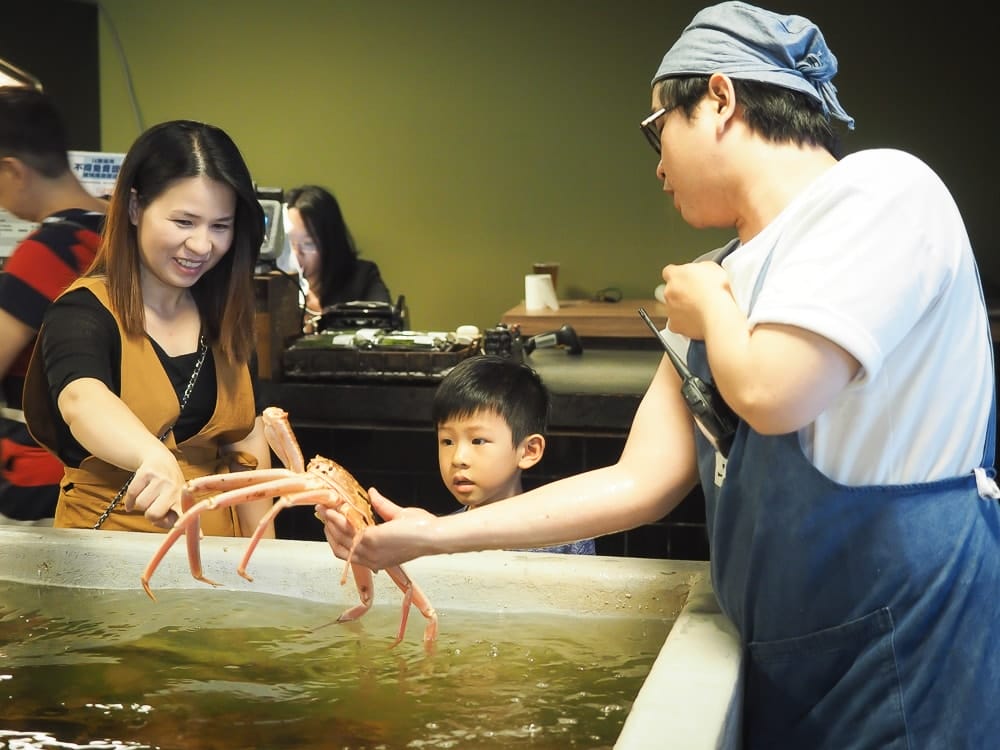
<box><xmin>688</xmin><ymin>335</ymin><xmax>1000</xmax><ymax>748</ymax></box>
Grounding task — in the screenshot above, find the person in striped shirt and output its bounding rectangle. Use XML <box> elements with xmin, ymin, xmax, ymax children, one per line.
<box><xmin>0</xmin><ymin>87</ymin><xmax>107</xmax><ymax>524</ymax></box>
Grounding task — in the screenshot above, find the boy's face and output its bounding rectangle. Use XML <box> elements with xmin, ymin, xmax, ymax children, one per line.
<box><xmin>436</xmin><ymin>408</ymin><xmax>535</xmax><ymax>510</ymax></box>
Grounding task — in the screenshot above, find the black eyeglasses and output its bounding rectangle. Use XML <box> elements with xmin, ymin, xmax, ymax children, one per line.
<box><xmin>640</xmin><ymin>107</ymin><xmax>668</xmax><ymax>154</ymax></box>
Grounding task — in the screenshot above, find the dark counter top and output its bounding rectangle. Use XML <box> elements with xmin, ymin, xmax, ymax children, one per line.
<box><xmin>263</xmin><ymin>348</ymin><xmax>662</xmax><ymax>434</ymax></box>
<box><xmin>261</xmin><ymin>346</ymin><xmax>703</xmax><ymax>560</ymax></box>
<box><xmin>526</xmin><ymin>348</ymin><xmax>660</xmax><ymax>394</ymax></box>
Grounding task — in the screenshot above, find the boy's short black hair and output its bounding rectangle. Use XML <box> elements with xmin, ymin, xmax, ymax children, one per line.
<box><xmin>433</xmin><ymin>354</ymin><xmax>549</xmax><ymax>445</ymax></box>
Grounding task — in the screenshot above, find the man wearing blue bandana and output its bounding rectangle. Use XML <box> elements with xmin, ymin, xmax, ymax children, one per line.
<box><xmin>317</xmin><ymin>5</ymin><xmax>1000</xmax><ymax>747</ymax></box>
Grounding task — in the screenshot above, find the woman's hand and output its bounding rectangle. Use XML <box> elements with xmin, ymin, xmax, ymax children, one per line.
<box><xmin>58</xmin><ymin>377</ymin><xmax>188</xmax><ymax>528</ymax></box>
<box><xmin>123</xmin><ymin>447</ymin><xmax>187</xmax><ymax>529</ymax></box>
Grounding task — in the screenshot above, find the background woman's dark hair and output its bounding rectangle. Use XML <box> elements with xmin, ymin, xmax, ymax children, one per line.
<box><xmin>432</xmin><ymin>354</ymin><xmax>549</xmax><ymax>445</ymax></box>
<box><xmin>657</xmin><ymin>76</ymin><xmax>843</xmax><ymax>158</ymax></box>
<box><xmin>91</xmin><ymin>119</ymin><xmax>263</xmax><ymax>364</ymax></box>
<box><xmin>285</xmin><ymin>184</ymin><xmax>359</xmax><ymax>308</ymax></box>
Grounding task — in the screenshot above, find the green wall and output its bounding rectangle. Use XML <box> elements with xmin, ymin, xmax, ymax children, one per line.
<box><xmin>97</xmin><ymin>1</ymin><xmax>994</xmax><ymax>331</ymax></box>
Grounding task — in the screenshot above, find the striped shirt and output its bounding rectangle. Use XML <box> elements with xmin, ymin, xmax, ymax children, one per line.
<box><xmin>0</xmin><ymin>209</ymin><xmax>103</xmax><ymax>406</ymax></box>
<box><xmin>0</xmin><ymin>208</ymin><xmax>103</xmax><ymax>522</ymax></box>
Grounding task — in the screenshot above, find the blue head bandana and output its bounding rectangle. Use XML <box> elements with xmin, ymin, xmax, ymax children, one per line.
<box><xmin>652</xmin><ymin>1</ymin><xmax>855</xmax><ymax>129</ymax></box>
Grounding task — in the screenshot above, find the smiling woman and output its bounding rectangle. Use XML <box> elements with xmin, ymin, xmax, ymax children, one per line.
<box><xmin>129</xmin><ymin>174</ymin><xmax>237</xmax><ymax>333</ymax></box>
<box><xmin>21</xmin><ymin>120</ymin><xmax>276</xmax><ymax>542</ymax></box>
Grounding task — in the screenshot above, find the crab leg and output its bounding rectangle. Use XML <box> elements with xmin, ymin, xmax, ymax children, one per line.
<box><xmin>236</xmin><ymin>489</ymin><xmax>342</xmax><ymax>581</ymax></box>
<box><xmin>141</xmin><ymin>474</ymin><xmax>317</xmax><ymax>598</ymax></box>
<box><xmin>185</xmin><ymin>468</ymin><xmax>299</xmax><ymax>496</ymax></box>
<box><xmin>384</xmin><ymin>565</ymin><xmax>439</xmax><ymax>648</ymax></box>
<box><xmin>238</xmin><ymin>489</ymin><xmax>437</xmax><ymax>649</ymax></box>
<box><xmin>333</xmin><ymin>562</ymin><xmax>438</xmax><ymax>651</ymax></box>
<box><xmin>141</xmin><ymin>405</ymin><xmax>441</xmax><ymax>650</ymax></box>
<box><xmin>236</xmin><ymin>468</ymin><xmax>365</xmax><ymax>581</ymax></box>
<box><xmin>262</xmin><ymin>406</ymin><xmax>305</xmax><ymax>473</ymax></box>
<box><xmin>157</xmin><ymin>466</ymin><xmax>303</xmax><ymax>591</ymax></box>
<box><xmin>238</xmin><ymin>494</ymin><xmax>385</xmax><ymax>638</ymax></box>
<box><xmin>336</xmin><ymin>562</ymin><xmax>375</xmax><ymax>625</ymax></box>
<box><xmin>141</xmin><ymin>495</ymin><xmax>222</xmax><ymax>599</ymax></box>
<box><xmin>141</xmin><ymin>485</ymin><xmax>223</xmax><ymax>600</ymax></box>
<box><xmin>330</xmin><ymin>556</ymin><xmax>439</xmax><ymax>649</ymax></box>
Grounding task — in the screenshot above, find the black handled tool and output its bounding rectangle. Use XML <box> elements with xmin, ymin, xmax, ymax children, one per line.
<box><xmin>638</xmin><ymin>307</ymin><xmax>738</xmax><ymax>457</ymax></box>
<box><xmin>522</xmin><ymin>324</ymin><xmax>583</xmax><ymax>355</ymax></box>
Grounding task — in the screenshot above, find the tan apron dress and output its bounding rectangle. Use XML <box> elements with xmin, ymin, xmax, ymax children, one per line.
<box><xmin>23</xmin><ymin>277</ymin><xmax>257</xmax><ymax>535</ymax></box>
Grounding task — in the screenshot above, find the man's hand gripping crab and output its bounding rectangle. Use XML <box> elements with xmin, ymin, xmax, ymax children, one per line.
<box><xmin>140</xmin><ymin>406</ymin><xmax>438</xmax><ymax>649</ymax></box>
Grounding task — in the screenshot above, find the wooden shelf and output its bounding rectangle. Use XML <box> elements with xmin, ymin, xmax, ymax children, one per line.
<box><xmin>500</xmin><ymin>298</ymin><xmax>669</xmax><ymax>339</ymax></box>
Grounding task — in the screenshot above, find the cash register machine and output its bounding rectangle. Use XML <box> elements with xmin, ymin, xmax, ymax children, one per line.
<box><xmin>256</xmin><ymin>196</ymin><xmax>285</xmax><ymax>272</ymax></box>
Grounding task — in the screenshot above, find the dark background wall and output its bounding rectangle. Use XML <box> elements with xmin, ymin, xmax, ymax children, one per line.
<box><xmin>0</xmin><ymin>2</ymin><xmax>100</xmax><ymax>151</ymax></box>
<box><xmin>4</xmin><ymin>1</ymin><xmax>994</xmax><ymax>560</ymax></box>
<box><xmin>4</xmin><ymin>1</ymin><xmax>995</xmax><ymax>317</ymax></box>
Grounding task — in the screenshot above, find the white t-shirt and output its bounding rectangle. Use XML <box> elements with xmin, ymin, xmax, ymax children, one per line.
<box><xmin>718</xmin><ymin>149</ymin><xmax>991</xmax><ymax>486</ymax></box>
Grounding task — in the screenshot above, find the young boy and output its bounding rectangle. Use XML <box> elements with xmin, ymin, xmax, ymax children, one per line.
<box><xmin>433</xmin><ymin>354</ymin><xmax>595</xmax><ymax>554</ymax></box>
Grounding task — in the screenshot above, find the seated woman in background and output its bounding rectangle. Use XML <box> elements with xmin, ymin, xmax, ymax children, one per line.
<box><xmin>285</xmin><ymin>185</ymin><xmax>391</xmax><ymax>332</ymax></box>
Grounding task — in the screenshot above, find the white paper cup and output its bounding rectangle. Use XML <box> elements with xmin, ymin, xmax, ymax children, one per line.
<box><xmin>525</xmin><ymin>273</ymin><xmax>559</xmax><ymax>311</ymax></box>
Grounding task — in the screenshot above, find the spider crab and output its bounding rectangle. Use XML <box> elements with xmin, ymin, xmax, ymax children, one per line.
<box><xmin>140</xmin><ymin>406</ymin><xmax>438</xmax><ymax>649</ymax></box>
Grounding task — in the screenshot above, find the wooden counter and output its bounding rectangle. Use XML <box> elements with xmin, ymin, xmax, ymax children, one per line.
<box><xmin>501</xmin><ymin>298</ymin><xmax>669</xmax><ymax>340</ymax></box>
<box><xmin>254</xmin><ymin>273</ymin><xmax>302</xmax><ymax>380</ymax></box>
